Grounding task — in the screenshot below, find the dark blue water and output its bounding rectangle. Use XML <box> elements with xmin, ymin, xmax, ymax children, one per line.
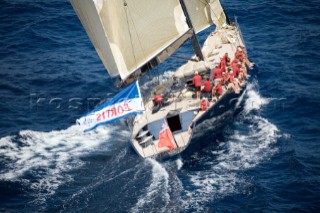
<box><xmin>1</xmin><ymin>0</ymin><xmax>319</xmax><ymax>212</ymax></box>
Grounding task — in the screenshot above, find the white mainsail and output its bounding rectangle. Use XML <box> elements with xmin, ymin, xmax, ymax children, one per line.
<box><xmin>70</xmin><ymin>0</ymin><xmax>190</xmax><ymax>81</ymax></box>
<box><xmin>183</xmin><ymin>0</ymin><xmax>227</xmax><ymax>33</ymax></box>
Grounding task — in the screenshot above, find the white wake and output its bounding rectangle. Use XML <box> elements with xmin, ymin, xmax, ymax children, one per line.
<box><xmin>0</xmin><ymin>125</ymin><xmax>117</xmax><ymax>204</ymax></box>
<box><xmin>131</xmin><ymin>159</ymin><xmax>170</xmax><ymax>213</ymax></box>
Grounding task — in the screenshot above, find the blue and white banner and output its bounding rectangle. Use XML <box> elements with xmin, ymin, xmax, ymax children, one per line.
<box><xmin>77</xmin><ymin>81</ymin><xmax>145</xmax><ymax>132</ymax></box>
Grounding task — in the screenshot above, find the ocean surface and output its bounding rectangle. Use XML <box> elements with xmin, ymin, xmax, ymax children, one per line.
<box><xmin>0</xmin><ymin>0</ymin><xmax>319</xmax><ymax>212</ymax></box>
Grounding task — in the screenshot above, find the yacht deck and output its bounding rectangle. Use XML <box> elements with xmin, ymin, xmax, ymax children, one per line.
<box><xmin>131</xmin><ymin>25</ymin><xmax>246</xmax><ymax>158</ymax></box>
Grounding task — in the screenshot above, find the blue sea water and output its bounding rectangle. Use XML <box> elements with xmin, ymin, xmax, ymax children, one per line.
<box><xmin>0</xmin><ymin>0</ymin><xmax>320</xmax><ymax>212</ymax></box>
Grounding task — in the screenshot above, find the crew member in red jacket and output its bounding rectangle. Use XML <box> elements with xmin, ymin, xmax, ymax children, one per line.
<box><xmin>152</xmin><ymin>92</ymin><xmax>163</xmax><ymax>110</ymax></box>
<box><xmin>213</xmin><ymin>82</ymin><xmax>223</xmax><ymax>100</ymax></box>
<box><xmin>202</xmin><ymin>77</ymin><xmax>212</xmax><ymax>93</ymax></box>
<box><xmin>200</xmin><ymin>97</ymin><xmax>209</xmax><ymax>111</ymax></box>
<box><xmin>193</xmin><ymin>71</ymin><xmax>202</xmax><ymax>100</ymax></box>
<box><xmin>202</xmin><ymin>77</ymin><xmax>212</xmax><ymax>99</ymax></box>
<box><xmin>221</xmin><ymin>52</ymin><xmax>230</xmax><ymax>66</ymax></box>
<box><xmin>213</xmin><ymin>65</ymin><xmax>222</xmax><ymax>85</ymax></box>
<box><xmin>232</xmin><ymin>62</ymin><xmax>241</xmax><ymax>77</ymax></box>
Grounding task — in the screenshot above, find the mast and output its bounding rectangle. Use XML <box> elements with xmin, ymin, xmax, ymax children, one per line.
<box><xmin>179</xmin><ymin>0</ymin><xmax>204</xmax><ymax>61</ymax></box>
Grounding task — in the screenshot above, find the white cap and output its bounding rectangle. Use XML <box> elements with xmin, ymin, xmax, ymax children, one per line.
<box><xmin>195</xmin><ymin>71</ymin><xmax>198</xmax><ymax>75</ymax></box>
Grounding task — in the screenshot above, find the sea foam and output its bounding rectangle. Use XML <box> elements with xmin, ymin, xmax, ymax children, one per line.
<box><xmin>0</xmin><ymin>125</ymin><xmax>115</xmax><ymax>204</ymax></box>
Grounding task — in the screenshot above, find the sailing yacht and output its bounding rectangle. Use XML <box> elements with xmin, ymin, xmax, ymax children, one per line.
<box><xmin>71</xmin><ymin>0</ymin><xmax>250</xmax><ymax>159</ymax></box>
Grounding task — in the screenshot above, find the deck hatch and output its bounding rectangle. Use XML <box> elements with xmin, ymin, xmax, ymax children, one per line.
<box><xmin>166</xmin><ymin>109</ymin><xmax>182</xmax><ymax>132</ymax></box>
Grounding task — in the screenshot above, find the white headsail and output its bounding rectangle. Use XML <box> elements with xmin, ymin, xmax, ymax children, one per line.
<box><xmin>70</xmin><ymin>0</ymin><xmax>190</xmax><ymax>81</ymax></box>
<box><xmin>183</xmin><ymin>0</ymin><xmax>227</xmax><ymax>33</ymax></box>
